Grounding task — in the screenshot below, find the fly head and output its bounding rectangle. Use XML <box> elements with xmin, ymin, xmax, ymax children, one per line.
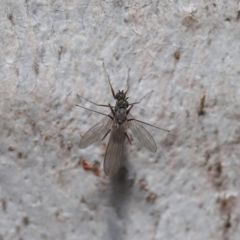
<box><xmin>115</xmin><ymin>90</ymin><xmax>126</xmax><ymax>101</ymax></box>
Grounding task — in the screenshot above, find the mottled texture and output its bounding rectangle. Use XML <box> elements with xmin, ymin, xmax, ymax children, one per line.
<box><xmin>1</xmin><ymin>0</ymin><xmax>240</xmax><ymax>240</ymax></box>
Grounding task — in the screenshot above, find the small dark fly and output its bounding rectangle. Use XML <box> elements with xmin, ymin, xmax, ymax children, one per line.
<box><xmin>77</xmin><ymin>63</ymin><xmax>170</xmax><ymax>177</ymax></box>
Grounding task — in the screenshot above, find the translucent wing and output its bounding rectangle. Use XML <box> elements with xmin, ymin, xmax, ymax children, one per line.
<box><xmin>127</xmin><ymin>113</ymin><xmax>157</xmax><ymax>152</ymax></box>
<box><xmin>80</xmin><ymin>115</ymin><xmax>112</xmax><ymax>149</ymax></box>
<box><xmin>104</xmin><ymin>122</ymin><xmax>126</xmax><ymax>177</ymax></box>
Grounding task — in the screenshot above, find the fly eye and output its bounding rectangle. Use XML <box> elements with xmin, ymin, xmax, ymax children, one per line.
<box><xmin>116</xmin><ymin>92</ymin><xmax>120</xmax><ymax>99</ymax></box>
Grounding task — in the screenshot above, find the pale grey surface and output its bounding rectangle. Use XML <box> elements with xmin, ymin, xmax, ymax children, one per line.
<box><xmin>1</xmin><ymin>0</ymin><xmax>240</xmax><ymax>240</ymax></box>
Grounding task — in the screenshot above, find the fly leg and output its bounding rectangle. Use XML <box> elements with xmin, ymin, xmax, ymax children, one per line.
<box><xmin>127</xmin><ymin>117</ymin><xmax>170</xmax><ymax>132</ymax></box>
<box><xmin>128</xmin><ymin>90</ymin><xmax>154</xmax><ymax>107</ymax></box>
<box><xmin>108</xmin><ymin>103</ymin><xmax>116</xmax><ymax>117</ymax></box>
<box><xmin>77</xmin><ymin>95</ymin><xmax>114</xmax><ymax>108</ymax></box>
<box><xmin>125</xmin><ymin>132</ymin><xmax>132</xmax><ymax>145</ymax></box>
<box><xmin>127</xmin><ymin>104</ymin><xmax>134</xmax><ymax>114</ymax></box>
<box><xmin>102</xmin><ymin>129</ymin><xmax>111</xmax><ymax>141</ymax></box>
<box><xmin>76</xmin><ymin>104</ymin><xmax>113</xmax><ymax>120</ymax></box>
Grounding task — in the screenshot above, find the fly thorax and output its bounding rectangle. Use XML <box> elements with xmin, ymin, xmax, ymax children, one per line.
<box><xmin>115</xmin><ymin>99</ymin><xmax>129</xmax><ymax>109</ymax></box>
<box><xmin>116</xmin><ymin>108</ymin><xmax>127</xmax><ymax>124</ymax></box>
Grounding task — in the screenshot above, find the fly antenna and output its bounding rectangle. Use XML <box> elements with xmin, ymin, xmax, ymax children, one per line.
<box><xmin>124</xmin><ymin>67</ymin><xmax>130</xmax><ymax>96</ymax></box>
<box><xmin>102</xmin><ymin>60</ymin><xmax>116</xmax><ymax>99</ymax></box>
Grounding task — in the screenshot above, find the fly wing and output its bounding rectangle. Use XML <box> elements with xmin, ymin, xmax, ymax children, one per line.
<box><xmin>80</xmin><ymin>115</ymin><xmax>112</xmax><ymax>149</ymax></box>
<box><xmin>104</xmin><ymin>122</ymin><xmax>126</xmax><ymax>177</ymax></box>
<box><xmin>127</xmin><ymin>113</ymin><xmax>157</xmax><ymax>152</ymax></box>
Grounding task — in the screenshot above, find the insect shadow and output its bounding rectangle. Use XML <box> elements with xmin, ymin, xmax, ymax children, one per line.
<box><xmin>77</xmin><ymin>62</ymin><xmax>170</xmax><ymax>177</ymax></box>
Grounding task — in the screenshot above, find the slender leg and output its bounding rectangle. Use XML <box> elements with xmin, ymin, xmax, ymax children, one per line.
<box><xmin>128</xmin><ymin>90</ymin><xmax>154</xmax><ymax>107</ymax></box>
<box><xmin>127</xmin><ymin>104</ymin><xmax>134</xmax><ymax>114</ymax></box>
<box><xmin>128</xmin><ymin>101</ymin><xmax>141</xmax><ymax>106</ymax></box>
<box><xmin>76</xmin><ymin>104</ymin><xmax>113</xmax><ymax>119</ymax></box>
<box><xmin>127</xmin><ymin>118</ymin><xmax>170</xmax><ymax>132</ymax></box>
<box><xmin>77</xmin><ymin>95</ymin><xmax>111</xmax><ymax>108</ymax></box>
<box><xmin>102</xmin><ymin>129</ymin><xmax>111</xmax><ymax>141</ymax></box>
<box><xmin>140</xmin><ymin>90</ymin><xmax>154</xmax><ymax>102</ymax></box>
<box><xmin>108</xmin><ymin>103</ymin><xmax>116</xmax><ymax>116</ymax></box>
<box><xmin>102</xmin><ymin>61</ymin><xmax>116</xmax><ymax>99</ymax></box>
<box><xmin>125</xmin><ymin>132</ymin><xmax>132</xmax><ymax>145</ymax></box>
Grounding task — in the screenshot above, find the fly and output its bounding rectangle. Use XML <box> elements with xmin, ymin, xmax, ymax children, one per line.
<box><xmin>77</xmin><ymin>62</ymin><xmax>170</xmax><ymax>177</ymax></box>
